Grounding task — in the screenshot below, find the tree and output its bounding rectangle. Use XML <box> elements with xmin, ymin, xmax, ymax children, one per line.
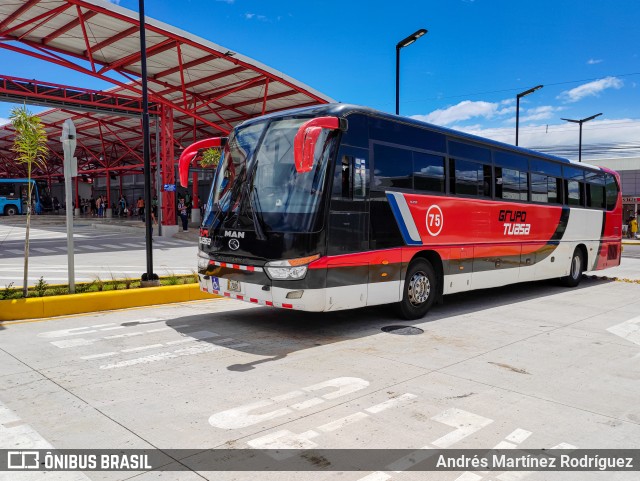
<box><xmin>10</xmin><ymin>106</ymin><xmax>48</xmax><ymax>298</ymax></box>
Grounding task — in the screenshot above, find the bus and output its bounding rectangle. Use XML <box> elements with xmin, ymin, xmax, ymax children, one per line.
<box><xmin>0</xmin><ymin>178</ymin><xmax>49</xmax><ymax>215</ymax></box>
<box><xmin>179</xmin><ymin>104</ymin><xmax>622</xmax><ymax>319</ymax></box>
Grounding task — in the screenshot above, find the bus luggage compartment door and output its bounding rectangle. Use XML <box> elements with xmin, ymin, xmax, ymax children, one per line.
<box><xmin>445</xmin><ymin>247</ymin><xmax>473</xmax><ymax>294</ymax></box>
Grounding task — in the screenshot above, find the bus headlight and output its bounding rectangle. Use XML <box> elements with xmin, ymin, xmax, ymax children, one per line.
<box><xmin>264</xmin><ymin>254</ymin><xmax>320</xmax><ymax>280</ymax></box>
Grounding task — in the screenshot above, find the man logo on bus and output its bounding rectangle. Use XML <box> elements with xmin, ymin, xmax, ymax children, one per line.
<box><xmin>426</xmin><ymin>205</ymin><xmax>444</xmax><ymax>236</ymax></box>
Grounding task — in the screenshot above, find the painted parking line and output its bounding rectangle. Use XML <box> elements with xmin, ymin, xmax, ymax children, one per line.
<box><xmin>0</xmin><ymin>400</ymin><xmax>91</xmax><ymax>480</ymax></box>
<box><xmin>246</xmin><ymin>392</ymin><xmax>417</xmax><ymax>451</ymax></box>
<box><xmin>99</xmin><ymin>340</ymin><xmax>251</xmax><ymax>369</ymax></box>
<box><xmin>32</xmin><ymin>247</ymin><xmax>58</xmax><ymax>253</ymax></box>
<box><xmin>79</xmin><ymin>331</ymin><xmax>222</xmax><ymax>359</ymax></box>
<box><xmin>209</xmin><ymin>377</ymin><xmax>371</xmax><ymax>430</ymax></box>
<box><xmin>607</xmin><ymin>315</ymin><xmax>640</xmax><ymax>346</ymax></box>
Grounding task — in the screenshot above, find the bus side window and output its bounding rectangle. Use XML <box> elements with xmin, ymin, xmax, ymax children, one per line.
<box><xmin>333</xmin><ymin>155</ymin><xmax>367</xmax><ymax>200</ymax></box>
<box><xmin>605</xmin><ymin>174</ymin><xmax>618</xmax><ymax>211</ymax></box>
<box><xmin>565</xmin><ymin>180</ymin><xmax>584</xmax><ymax>206</ymax></box>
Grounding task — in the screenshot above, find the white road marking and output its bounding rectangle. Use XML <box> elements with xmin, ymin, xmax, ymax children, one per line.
<box><xmin>431</xmin><ymin>408</ymin><xmax>494</xmax><ymax>448</ymax></box>
<box><xmin>607</xmin><ymin>315</ymin><xmax>640</xmax><ymax>346</ymax></box>
<box><xmin>304</xmin><ymin>377</ymin><xmax>371</xmax><ymax>400</ymax></box>
<box><xmin>365</xmin><ymin>393</ymin><xmax>418</xmax><ymax>414</ymax></box>
<box><xmin>290</xmin><ymin>398</ymin><xmax>324</xmax><ymax>410</ymax></box>
<box><xmin>505</xmin><ymin>428</ymin><xmax>532</xmax><ymax>444</ymax></box>
<box><xmin>99</xmin><ymin>342</ymin><xmax>249</xmax><ymax>369</ymax></box>
<box><xmin>81</xmin><ymin>352</ymin><xmax>117</xmax><ymax>360</ymax></box>
<box><xmin>79</xmin><ymin>245</ymin><xmax>101</xmax><ymax>250</ymax></box>
<box><xmin>246</xmin><ymin>392</ymin><xmax>416</xmax><ymax>457</ymax></box>
<box><xmin>83</xmin><ymin>331</ymin><xmax>222</xmax><ymax>359</ymax></box>
<box><xmin>121</xmin><ymin>344</ymin><xmax>165</xmax><ymax>353</ymax></box>
<box><xmin>316</xmin><ymin>412</ymin><xmax>369</xmax><ymax>432</ymax></box>
<box><xmin>357</xmin><ymin>473</ymin><xmax>393</xmax><ymax>481</ymax></box>
<box><xmin>6</xmin><ymin>249</ymin><xmax>24</xmax><ymax>255</ymax></box>
<box><xmin>51</xmin><ymin>339</ymin><xmax>94</xmax><ymax>349</ymax></box>
<box><xmin>32</xmin><ymin>247</ymin><xmax>57</xmax><ymax>253</ymax></box>
<box><xmin>209</xmin><ymin>377</ymin><xmax>370</xmax><ymax>429</ymax></box>
<box><xmin>0</xmin><ymin>401</ymin><xmax>91</xmax><ymax>480</ymax></box>
<box><xmin>455</xmin><ymin>428</ymin><xmax>533</xmax><ymax>479</ymax></box>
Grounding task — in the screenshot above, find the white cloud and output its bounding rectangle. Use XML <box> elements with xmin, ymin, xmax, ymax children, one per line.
<box><xmin>558</xmin><ymin>76</ymin><xmax>623</xmax><ymax>103</ymax></box>
<box><xmin>244</xmin><ymin>12</ymin><xmax>269</xmax><ymax>21</ymax></box>
<box><xmin>0</xmin><ymin>117</ymin><xmax>9</xmax><ymax>126</ymax></box>
<box><xmin>451</xmin><ymin>118</ymin><xmax>640</xmax><ymax>159</ymax></box>
<box><xmin>587</xmin><ymin>58</ymin><xmax>603</xmax><ymax>65</ymax></box>
<box><xmin>411</xmin><ymin>100</ymin><xmax>514</xmax><ymax>126</ymax></box>
<box><xmin>518</xmin><ymin>105</ymin><xmax>563</xmax><ymax>123</ymax></box>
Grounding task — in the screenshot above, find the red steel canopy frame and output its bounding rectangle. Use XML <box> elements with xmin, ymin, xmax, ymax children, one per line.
<box><xmin>0</xmin><ymin>0</ymin><xmax>332</xmax><ymax>225</ymax></box>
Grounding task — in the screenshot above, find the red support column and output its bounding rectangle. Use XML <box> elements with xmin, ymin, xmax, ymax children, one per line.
<box><xmin>105</xmin><ymin>171</ymin><xmax>111</xmax><ymax>215</ymax></box>
<box><xmin>160</xmin><ymin>105</ymin><xmax>176</xmax><ymax>226</ymax></box>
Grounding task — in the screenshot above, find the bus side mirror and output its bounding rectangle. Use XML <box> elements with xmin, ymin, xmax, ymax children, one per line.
<box><xmin>178</xmin><ymin>137</ymin><xmax>227</xmax><ymax>187</ymax></box>
<box><xmin>293</xmin><ymin>117</ymin><xmax>346</xmax><ymax>173</ymax></box>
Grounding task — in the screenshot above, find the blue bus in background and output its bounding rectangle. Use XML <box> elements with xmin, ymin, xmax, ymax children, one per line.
<box><xmin>0</xmin><ymin>178</ymin><xmax>52</xmax><ymax>215</ymax></box>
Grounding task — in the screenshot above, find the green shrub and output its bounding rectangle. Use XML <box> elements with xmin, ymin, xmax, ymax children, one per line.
<box><xmin>34</xmin><ymin>277</ymin><xmax>48</xmax><ymax>298</ymax></box>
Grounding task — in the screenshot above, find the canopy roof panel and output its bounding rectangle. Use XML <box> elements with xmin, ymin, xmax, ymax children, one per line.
<box><xmin>0</xmin><ymin>0</ymin><xmax>333</xmax><ymax>179</ymax></box>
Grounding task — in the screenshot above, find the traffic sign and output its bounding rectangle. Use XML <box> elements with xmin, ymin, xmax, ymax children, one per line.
<box><xmin>163</xmin><ymin>184</ymin><xmax>176</xmax><ymax>192</ymax></box>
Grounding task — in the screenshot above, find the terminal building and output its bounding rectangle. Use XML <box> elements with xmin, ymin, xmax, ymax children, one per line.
<box><xmin>587</xmin><ymin>157</ymin><xmax>640</xmax><ymax>221</ymax></box>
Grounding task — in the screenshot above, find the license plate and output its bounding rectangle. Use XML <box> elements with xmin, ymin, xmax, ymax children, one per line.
<box><xmin>227</xmin><ymin>279</ymin><xmax>241</xmax><ymax>292</ymax></box>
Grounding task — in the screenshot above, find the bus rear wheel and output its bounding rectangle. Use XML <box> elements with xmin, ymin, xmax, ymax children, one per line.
<box><xmin>4</xmin><ymin>205</ymin><xmax>18</xmax><ymax>216</ymax></box>
<box><xmin>398</xmin><ymin>258</ymin><xmax>437</xmax><ymax>320</ymax></box>
<box><xmin>561</xmin><ymin>248</ymin><xmax>584</xmax><ymax>287</ymax></box>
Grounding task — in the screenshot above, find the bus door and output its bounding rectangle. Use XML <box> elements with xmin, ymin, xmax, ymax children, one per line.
<box><xmin>19</xmin><ymin>182</ymin><xmax>29</xmax><ymax>214</ymax></box>
<box><xmin>326</xmin><ymin>147</ymin><xmax>369</xmax><ymax>310</ymax></box>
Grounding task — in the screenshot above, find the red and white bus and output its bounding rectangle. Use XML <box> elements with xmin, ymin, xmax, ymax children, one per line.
<box><xmin>179</xmin><ymin>104</ymin><xmax>622</xmax><ymax>319</ymax></box>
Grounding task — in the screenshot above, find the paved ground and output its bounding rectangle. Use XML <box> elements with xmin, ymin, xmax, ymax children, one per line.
<box><xmin>0</xmin><ymin>217</ymin><xmax>196</xmax><ymax>286</ymax></box>
<box><xmin>1</xmin><ymin>278</ymin><xmax>639</xmax><ymax>480</ymax></box>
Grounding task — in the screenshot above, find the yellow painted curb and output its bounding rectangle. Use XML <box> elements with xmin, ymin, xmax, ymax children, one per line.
<box><xmin>0</xmin><ymin>284</ymin><xmax>214</xmax><ymax>322</ymax></box>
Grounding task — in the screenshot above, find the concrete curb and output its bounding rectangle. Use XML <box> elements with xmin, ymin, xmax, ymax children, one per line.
<box><xmin>0</xmin><ymin>284</ymin><xmax>216</xmax><ymax>322</ymax></box>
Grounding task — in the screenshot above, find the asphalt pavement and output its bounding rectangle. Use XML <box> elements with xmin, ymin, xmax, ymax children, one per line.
<box><xmin>0</xmin><ymin>277</ymin><xmax>639</xmax><ymax>480</ymax></box>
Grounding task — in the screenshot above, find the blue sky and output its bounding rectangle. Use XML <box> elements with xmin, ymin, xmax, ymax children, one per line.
<box><xmin>1</xmin><ymin>0</ymin><xmax>639</xmax><ymax>158</ymax></box>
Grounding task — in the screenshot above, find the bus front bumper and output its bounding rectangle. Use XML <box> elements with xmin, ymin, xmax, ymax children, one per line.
<box><xmin>198</xmin><ymin>273</ymin><xmax>326</xmax><ymax>312</ymax></box>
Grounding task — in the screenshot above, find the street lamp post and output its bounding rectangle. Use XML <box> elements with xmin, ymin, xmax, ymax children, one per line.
<box><xmin>515</xmin><ymin>85</ymin><xmax>543</xmax><ymax>146</ymax></box>
<box><xmin>561</xmin><ymin>113</ymin><xmax>603</xmax><ymax>162</ymax></box>
<box><xmin>138</xmin><ymin>0</ymin><xmax>158</xmax><ymax>285</ymax></box>
<box><xmin>395</xmin><ymin>28</ymin><xmax>427</xmax><ymax>116</ymax></box>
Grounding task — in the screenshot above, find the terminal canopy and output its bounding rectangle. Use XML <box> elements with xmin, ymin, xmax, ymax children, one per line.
<box><xmin>0</xmin><ymin>0</ymin><xmax>333</xmax><ymax>179</ymax></box>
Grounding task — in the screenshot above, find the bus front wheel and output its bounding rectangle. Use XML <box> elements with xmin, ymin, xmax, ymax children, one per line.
<box><xmin>398</xmin><ymin>258</ymin><xmax>437</xmax><ymax>320</ymax></box>
<box><xmin>561</xmin><ymin>248</ymin><xmax>584</xmax><ymax>287</ymax></box>
<box><xmin>4</xmin><ymin>205</ymin><xmax>18</xmax><ymax>216</ymax></box>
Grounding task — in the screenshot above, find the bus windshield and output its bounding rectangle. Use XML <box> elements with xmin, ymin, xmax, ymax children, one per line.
<box><xmin>204</xmin><ymin>118</ymin><xmax>334</xmax><ymax>233</ymax></box>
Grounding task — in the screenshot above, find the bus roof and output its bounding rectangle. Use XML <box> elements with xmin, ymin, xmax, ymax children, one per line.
<box><xmin>242</xmin><ymin>103</ymin><xmax>607</xmax><ymax>173</ymax></box>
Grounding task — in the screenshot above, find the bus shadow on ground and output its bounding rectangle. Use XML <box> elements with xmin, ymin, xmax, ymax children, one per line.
<box><xmin>164</xmin><ymin>277</ymin><xmax>610</xmax><ymax>372</ymax></box>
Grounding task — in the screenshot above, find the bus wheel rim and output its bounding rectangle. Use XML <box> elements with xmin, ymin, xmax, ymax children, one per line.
<box><xmin>408</xmin><ymin>271</ymin><xmax>430</xmax><ymax>306</ymax></box>
<box><xmin>571</xmin><ymin>255</ymin><xmax>581</xmax><ymax>278</ymax></box>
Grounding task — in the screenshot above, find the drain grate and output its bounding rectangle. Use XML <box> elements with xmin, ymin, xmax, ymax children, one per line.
<box><xmin>381</xmin><ymin>325</ymin><xmax>424</xmax><ymax>335</ymax></box>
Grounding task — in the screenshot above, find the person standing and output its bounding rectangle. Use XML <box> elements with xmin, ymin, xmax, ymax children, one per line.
<box><xmin>178</xmin><ymin>197</ymin><xmax>188</xmax><ymax>231</ymax></box>
<box><xmin>631</xmin><ymin>216</ymin><xmax>638</xmax><ymax>239</ymax></box>
<box><xmin>137</xmin><ymin>197</ymin><xmax>145</xmax><ymax>220</ymax></box>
